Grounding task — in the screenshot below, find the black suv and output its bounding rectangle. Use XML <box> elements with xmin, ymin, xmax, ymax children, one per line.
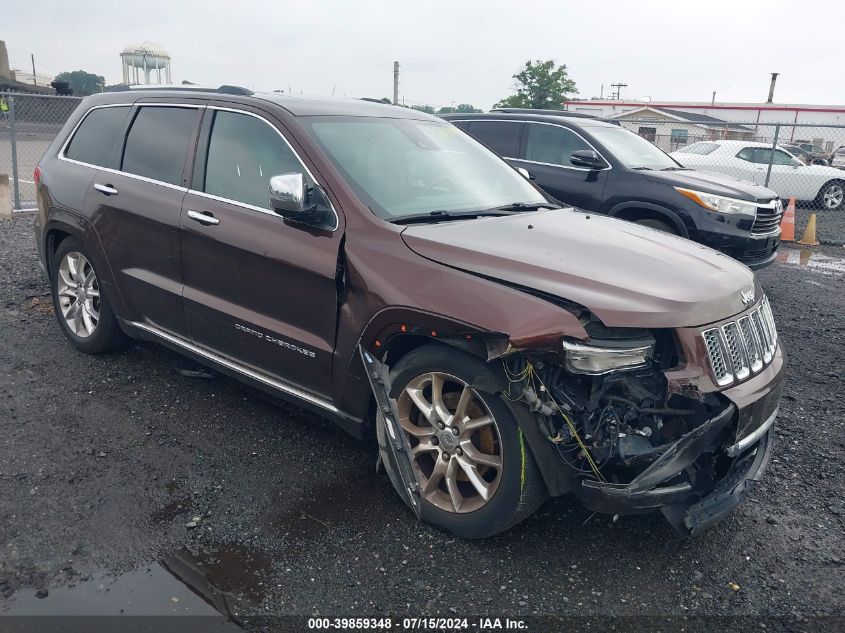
<box><xmin>443</xmin><ymin>111</ymin><xmax>783</xmax><ymax>269</ymax></box>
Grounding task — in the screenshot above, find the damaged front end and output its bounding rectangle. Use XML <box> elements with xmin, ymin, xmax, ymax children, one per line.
<box><xmin>503</xmin><ymin>314</ymin><xmax>783</xmax><ymax>537</ymax></box>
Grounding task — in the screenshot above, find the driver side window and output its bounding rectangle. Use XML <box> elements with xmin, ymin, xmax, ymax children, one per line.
<box><xmin>202</xmin><ymin>110</ymin><xmax>302</xmax><ymax>209</ymax></box>
<box><xmin>524</xmin><ymin>123</ymin><xmax>591</xmax><ymax>167</ymax></box>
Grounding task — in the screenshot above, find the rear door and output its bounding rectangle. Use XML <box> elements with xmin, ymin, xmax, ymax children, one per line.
<box><xmin>511</xmin><ymin>122</ymin><xmax>609</xmax><ymax>210</ymax></box>
<box><xmin>180</xmin><ymin>103</ymin><xmax>342</xmax><ymax>396</ymax></box>
<box><xmin>88</xmin><ymin>100</ymin><xmax>204</xmax><ymax>336</ymax></box>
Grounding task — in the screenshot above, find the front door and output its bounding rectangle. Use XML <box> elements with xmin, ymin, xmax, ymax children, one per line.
<box><xmin>511</xmin><ymin>122</ymin><xmax>609</xmax><ymax>210</ymax></box>
<box><xmin>180</xmin><ymin>105</ymin><xmax>342</xmax><ymax>396</ymax></box>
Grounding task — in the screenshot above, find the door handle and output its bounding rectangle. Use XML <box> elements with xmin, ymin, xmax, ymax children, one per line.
<box><xmin>94</xmin><ymin>183</ymin><xmax>118</xmax><ymax>195</ymax></box>
<box><xmin>187</xmin><ymin>209</ymin><xmax>220</xmax><ymax>226</ymax></box>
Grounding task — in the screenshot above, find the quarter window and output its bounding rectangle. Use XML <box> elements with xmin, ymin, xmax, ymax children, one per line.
<box><xmin>122</xmin><ymin>106</ymin><xmax>198</xmax><ymax>186</ymax></box>
<box><xmin>202</xmin><ymin>111</ymin><xmax>302</xmax><ymax>209</ymax></box>
<box><xmin>64</xmin><ymin>106</ymin><xmax>130</xmax><ymax>168</ymax></box>
<box><xmin>524</xmin><ymin>123</ymin><xmax>592</xmax><ymax>167</ymax></box>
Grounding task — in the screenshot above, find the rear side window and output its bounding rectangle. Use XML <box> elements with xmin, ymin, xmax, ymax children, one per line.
<box><xmin>121</xmin><ymin>106</ymin><xmax>198</xmax><ymax>186</ymax></box>
<box><xmin>202</xmin><ymin>110</ymin><xmax>303</xmax><ymax>209</ymax></box>
<box><xmin>524</xmin><ymin>123</ymin><xmax>591</xmax><ymax>167</ymax></box>
<box><xmin>64</xmin><ymin>106</ymin><xmax>130</xmax><ymax>167</ymax></box>
<box><xmin>466</xmin><ymin>121</ymin><xmax>523</xmax><ymax>157</ymax></box>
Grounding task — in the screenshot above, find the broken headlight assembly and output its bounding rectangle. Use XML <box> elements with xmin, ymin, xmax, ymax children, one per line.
<box><xmin>562</xmin><ymin>338</ymin><xmax>654</xmax><ymax>375</ymax></box>
<box><xmin>674</xmin><ymin>187</ymin><xmax>758</xmax><ymax>216</ymax></box>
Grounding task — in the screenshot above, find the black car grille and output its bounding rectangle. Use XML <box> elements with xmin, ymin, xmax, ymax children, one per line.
<box><xmin>751</xmin><ymin>199</ymin><xmax>783</xmax><ymax>234</ymax></box>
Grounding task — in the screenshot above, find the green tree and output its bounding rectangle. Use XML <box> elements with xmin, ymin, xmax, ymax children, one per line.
<box><xmin>437</xmin><ymin>103</ymin><xmax>482</xmax><ymax>114</ymax></box>
<box><xmin>54</xmin><ymin>70</ymin><xmax>106</xmax><ymax>96</ymax></box>
<box><xmin>494</xmin><ymin>60</ymin><xmax>578</xmax><ymax>110</ymax></box>
<box><xmin>409</xmin><ymin>104</ymin><xmax>436</xmax><ymax>114</ymax></box>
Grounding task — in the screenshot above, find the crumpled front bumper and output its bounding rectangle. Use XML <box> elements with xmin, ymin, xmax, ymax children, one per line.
<box><xmin>574</xmin><ymin>403</ymin><xmax>776</xmax><ymax>536</ymax></box>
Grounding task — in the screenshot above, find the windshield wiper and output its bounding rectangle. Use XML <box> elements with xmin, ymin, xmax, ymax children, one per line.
<box><xmin>660</xmin><ymin>166</ymin><xmax>688</xmax><ymax>171</ymax></box>
<box><xmin>493</xmin><ymin>202</ymin><xmax>562</xmax><ymax>211</ymax></box>
<box><xmin>391</xmin><ymin>210</ymin><xmax>509</xmax><ymax>225</ymax></box>
<box><xmin>630</xmin><ymin>166</ymin><xmax>654</xmax><ymax>171</ymax></box>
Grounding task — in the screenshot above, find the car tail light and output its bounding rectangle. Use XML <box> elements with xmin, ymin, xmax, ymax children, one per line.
<box><xmin>34</xmin><ymin>165</ymin><xmax>41</xmax><ymax>187</ymax></box>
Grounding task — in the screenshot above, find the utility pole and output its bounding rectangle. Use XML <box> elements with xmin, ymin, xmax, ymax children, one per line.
<box><xmin>767</xmin><ymin>72</ymin><xmax>779</xmax><ymax>103</ymax></box>
<box><xmin>711</xmin><ymin>90</ymin><xmax>716</xmax><ymax>106</ymax></box>
<box><xmin>31</xmin><ymin>54</ymin><xmax>36</xmax><ymax>86</ymax></box>
<box><xmin>393</xmin><ymin>61</ymin><xmax>399</xmax><ymax>105</ymax></box>
<box><xmin>610</xmin><ymin>82</ymin><xmax>627</xmax><ymax>100</ymax></box>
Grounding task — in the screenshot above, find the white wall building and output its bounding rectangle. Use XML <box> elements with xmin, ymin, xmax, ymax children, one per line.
<box><xmin>564</xmin><ymin>100</ymin><xmax>845</xmax><ymax>150</ymax></box>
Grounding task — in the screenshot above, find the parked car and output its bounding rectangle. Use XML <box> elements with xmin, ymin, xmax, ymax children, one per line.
<box><xmin>443</xmin><ymin>112</ymin><xmax>782</xmax><ymax>269</ymax></box>
<box><xmin>780</xmin><ymin>144</ymin><xmax>828</xmax><ymax>166</ymax></box>
<box><xmin>35</xmin><ymin>86</ymin><xmax>785</xmax><ymax>538</ymax></box>
<box><xmin>832</xmin><ymin>146</ymin><xmax>845</xmax><ymax>169</ymax></box>
<box><xmin>794</xmin><ymin>142</ymin><xmax>832</xmax><ymax>163</ymax></box>
<box><xmin>673</xmin><ymin>140</ymin><xmax>845</xmax><ymax>211</ymax></box>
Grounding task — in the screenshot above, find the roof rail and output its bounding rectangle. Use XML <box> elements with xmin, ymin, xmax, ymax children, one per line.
<box><xmin>126</xmin><ymin>84</ymin><xmax>255</xmax><ymax>96</ymax></box>
<box><xmin>490</xmin><ymin>108</ymin><xmax>598</xmax><ymax>119</ymax></box>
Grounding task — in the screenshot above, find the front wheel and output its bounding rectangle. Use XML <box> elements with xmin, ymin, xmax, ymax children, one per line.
<box><xmin>818</xmin><ymin>180</ymin><xmax>844</xmax><ymax>211</ymax></box>
<box><xmin>634</xmin><ymin>217</ymin><xmax>677</xmax><ymax>234</ymax></box>
<box><xmin>377</xmin><ymin>344</ymin><xmax>546</xmax><ymax>539</ymax></box>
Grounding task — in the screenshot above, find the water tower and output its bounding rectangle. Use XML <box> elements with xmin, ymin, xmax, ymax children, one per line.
<box><xmin>120</xmin><ymin>42</ymin><xmax>171</xmax><ymax>85</ymax></box>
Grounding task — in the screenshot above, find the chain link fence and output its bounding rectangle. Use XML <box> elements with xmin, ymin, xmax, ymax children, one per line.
<box><xmin>618</xmin><ymin>118</ymin><xmax>845</xmax><ymax>210</ymax></box>
<box><xmin>1</xmin><ymin>92</ymin><xmax>83</xmax><ymax>211</ymax></box>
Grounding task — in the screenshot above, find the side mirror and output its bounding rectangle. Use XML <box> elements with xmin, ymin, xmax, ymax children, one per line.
<box><xmin>269</xmin><ymin>173</ymin><xmax>333</xmax><ymax>228</ymax></box>
<box><xmin>570</xmin><ymin>150</ymin><xmax>607</xmax><ymax>170</ymax></box>
<box><xmin>269</xmin><ymin>173</ymin><xmax>307</xmax><ymax>216</ymax></box>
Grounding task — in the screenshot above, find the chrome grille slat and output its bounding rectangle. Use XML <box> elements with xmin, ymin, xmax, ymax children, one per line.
<box><xmin>722</xmin><ymin>322</ymin><xmax>749</xmax><ymax>380</ymax></box>
<box><xmin>701</xmin><ymin>295</ymin><xmax>778</xmax><ymax>386</ymax></box>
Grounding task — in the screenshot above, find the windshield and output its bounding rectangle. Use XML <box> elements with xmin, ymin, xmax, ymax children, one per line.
<box><xmin>588</xmin><ymin>126</ymin><xmax>680</xmax><ymax>170</ymax></box>
<box><xmin>301</xmin><ymin>117</ymin><xmax>548</xmax><ymax>220</ymax></box>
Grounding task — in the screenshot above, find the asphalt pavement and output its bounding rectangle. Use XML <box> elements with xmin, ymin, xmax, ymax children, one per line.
<box><xmin>0</xmin><ymin>212</ymin><xmax>843</xmax><ymax>631</ymax></box>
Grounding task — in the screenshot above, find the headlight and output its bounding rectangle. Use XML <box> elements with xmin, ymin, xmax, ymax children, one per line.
<box><xmin>675</xmin><ymin>187</ymin><xmax>758</xmax><ymax>215</ymax></box>
<box><xmin>562</xmin><ymin>340</ymin><xmax>654</xmax><ymax>375</ymax></box>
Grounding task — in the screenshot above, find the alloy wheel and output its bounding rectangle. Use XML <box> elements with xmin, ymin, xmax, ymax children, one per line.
<box><xmin>396</xmin><ymin>372</ymin><xmax>502</xmax><ymax>513</ymax></box>
<box><xmin>57</xmin><ymin>251</ymin><xmax>100</xmax><ymax>338</ymax></box>
<box><xmin>823</xmin><ymin>184</ymin><xmax>844</xmax><ymax>210</ymax></box>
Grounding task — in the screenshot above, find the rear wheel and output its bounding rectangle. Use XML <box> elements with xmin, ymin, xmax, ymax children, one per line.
<box><xmin>634</xmin><ymin>217</ymin><xmax>677</xmax><ymax>234</ymax></box>
<box><xmin>50</xmin><ymin>237</ymin><xmax>125</xmax><ymax>353</ymax></box>
<box><xmin>818</xmin><ymin>180</ymin><xmax>844</xmax><ymax>211</ymax></box>
<box><xmin>377</xmin><ymin>344</ymin><xmax>545</xmax><ymax>539</ymax></box>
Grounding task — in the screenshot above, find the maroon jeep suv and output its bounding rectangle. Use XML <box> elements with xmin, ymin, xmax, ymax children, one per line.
<box><xmin>34</xmin><ymin>86</ymin><xmax>785</xmax><ymax>538</ymax></box>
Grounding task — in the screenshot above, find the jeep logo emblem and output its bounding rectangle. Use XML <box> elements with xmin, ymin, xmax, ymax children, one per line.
<box><xmin>740</xmin><ymin>287</ymin><xmax>755</xmax><ymax>305</ymax></box>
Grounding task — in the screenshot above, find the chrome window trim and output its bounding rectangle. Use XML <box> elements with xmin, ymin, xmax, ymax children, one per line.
<box><xmin>454</xmin><ymin>118</ymin><xmax>612</xmax><ymax>172</ymax></box>
<box><xmin>58</xmin><ymin>103</ymin><xmax>340</xmax><ymax>231</ymax></box>
<box><xmin>127</xmin><ymin>320</ymin><xmax>339</xmax><ymax>414</ymax></box>
<box><xmin>190</xmin><ymin>105</ymin><xmax>340</xmax><ymax>231</ymax></box>
<box><xmin>59</xmin><ymin>102</ymin><xmax>202</xmax><ymax>192</ymax></box>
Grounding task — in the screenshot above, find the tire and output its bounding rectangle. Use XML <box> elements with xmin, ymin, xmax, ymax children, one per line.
<box><xmin>50</xmin><ymin>236</ymin><xmax>126</xmax><ymax>354</ymax></box>
<box><xmin>377</xmin><ymin>343</ymin><xmax>546</xmax><ymax>539</ymax></box>
<box><xmin>634</xmin><ymin>218</ymin><xmax>677</xmax><ymax>234</ymax></box>
<box><xmin>817</xmin><ymin>180</ymin><xmax>844</xmax><ymax>211</ymax></box>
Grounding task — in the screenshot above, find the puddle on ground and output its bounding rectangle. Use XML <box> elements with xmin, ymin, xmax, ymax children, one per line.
<box><xmin>777</xmin><ymin>247</ymin><xmax>845</xmax><ymax>275</ymax></box>
<box><xmin>3</xmin><ymin>543</ymin><xmax>269</xmax><ymax>624</ymax></box>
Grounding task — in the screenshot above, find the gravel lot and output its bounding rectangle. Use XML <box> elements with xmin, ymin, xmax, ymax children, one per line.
<box><xmin>0</xmin><ymin>212</ymin><xmax>843</xmax><ymax>630</ymax></box>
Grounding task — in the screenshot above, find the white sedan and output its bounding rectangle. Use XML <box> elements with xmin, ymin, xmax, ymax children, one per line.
<box><xmin>672</xmin><ymin>140</ymin><xmax>845</xmax><ymax>211</ymax></box>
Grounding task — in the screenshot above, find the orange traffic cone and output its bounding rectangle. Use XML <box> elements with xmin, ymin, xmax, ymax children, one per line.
<box><xmin>797</xmin><ymin>213</ymin><xmax>820</xmax><ymax>246</ymax></box>
<box><xmin>780</xmin><ymin>197</ymin><xmax>796</xmax><ymax>242</ymax></box>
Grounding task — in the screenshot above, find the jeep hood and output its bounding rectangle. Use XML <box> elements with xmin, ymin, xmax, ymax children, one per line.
<box><xmin>401</xmin><ymin>209</ymin><xmax>756</xmax><ymax>329</ymax></box>
<box><xmin>646</xmin><ymin>169</ymin><xmax>776</xmax><ymax>201</ymax></box>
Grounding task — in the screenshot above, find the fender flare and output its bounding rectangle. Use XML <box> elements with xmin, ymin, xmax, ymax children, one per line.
<box><xmin>606</xmin><ymin>201</ymin><xmax>689</xmax><ymax>238</ymax></box>
<box><xmin>42</xmin><ymin>208</ymin><xmax>129</xmax><ymax>318</ymax></box>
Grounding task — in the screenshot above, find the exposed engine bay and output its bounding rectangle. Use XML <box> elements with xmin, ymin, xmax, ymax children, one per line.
<box><xmin>500</xmin><ymin>336</ymin><xmax>768</xmax><ymax>535</ymax></box>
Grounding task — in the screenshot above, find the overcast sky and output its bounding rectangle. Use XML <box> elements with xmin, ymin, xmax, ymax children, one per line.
<box><xmin>5</xmin><ymin>0</ymin><xmax>844</xmax><ymax>108</ymax></box>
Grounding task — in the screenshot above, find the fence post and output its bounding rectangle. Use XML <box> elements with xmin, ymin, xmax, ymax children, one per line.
<box><xmin>764</xmin><ymin>124</ymin><xmax>780</xmax><ymax>188</ymax></box>
<box><xmin>8</xmin><ymin>95</ymin><xmax>21</xmax><ymax>210</ymax></box>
